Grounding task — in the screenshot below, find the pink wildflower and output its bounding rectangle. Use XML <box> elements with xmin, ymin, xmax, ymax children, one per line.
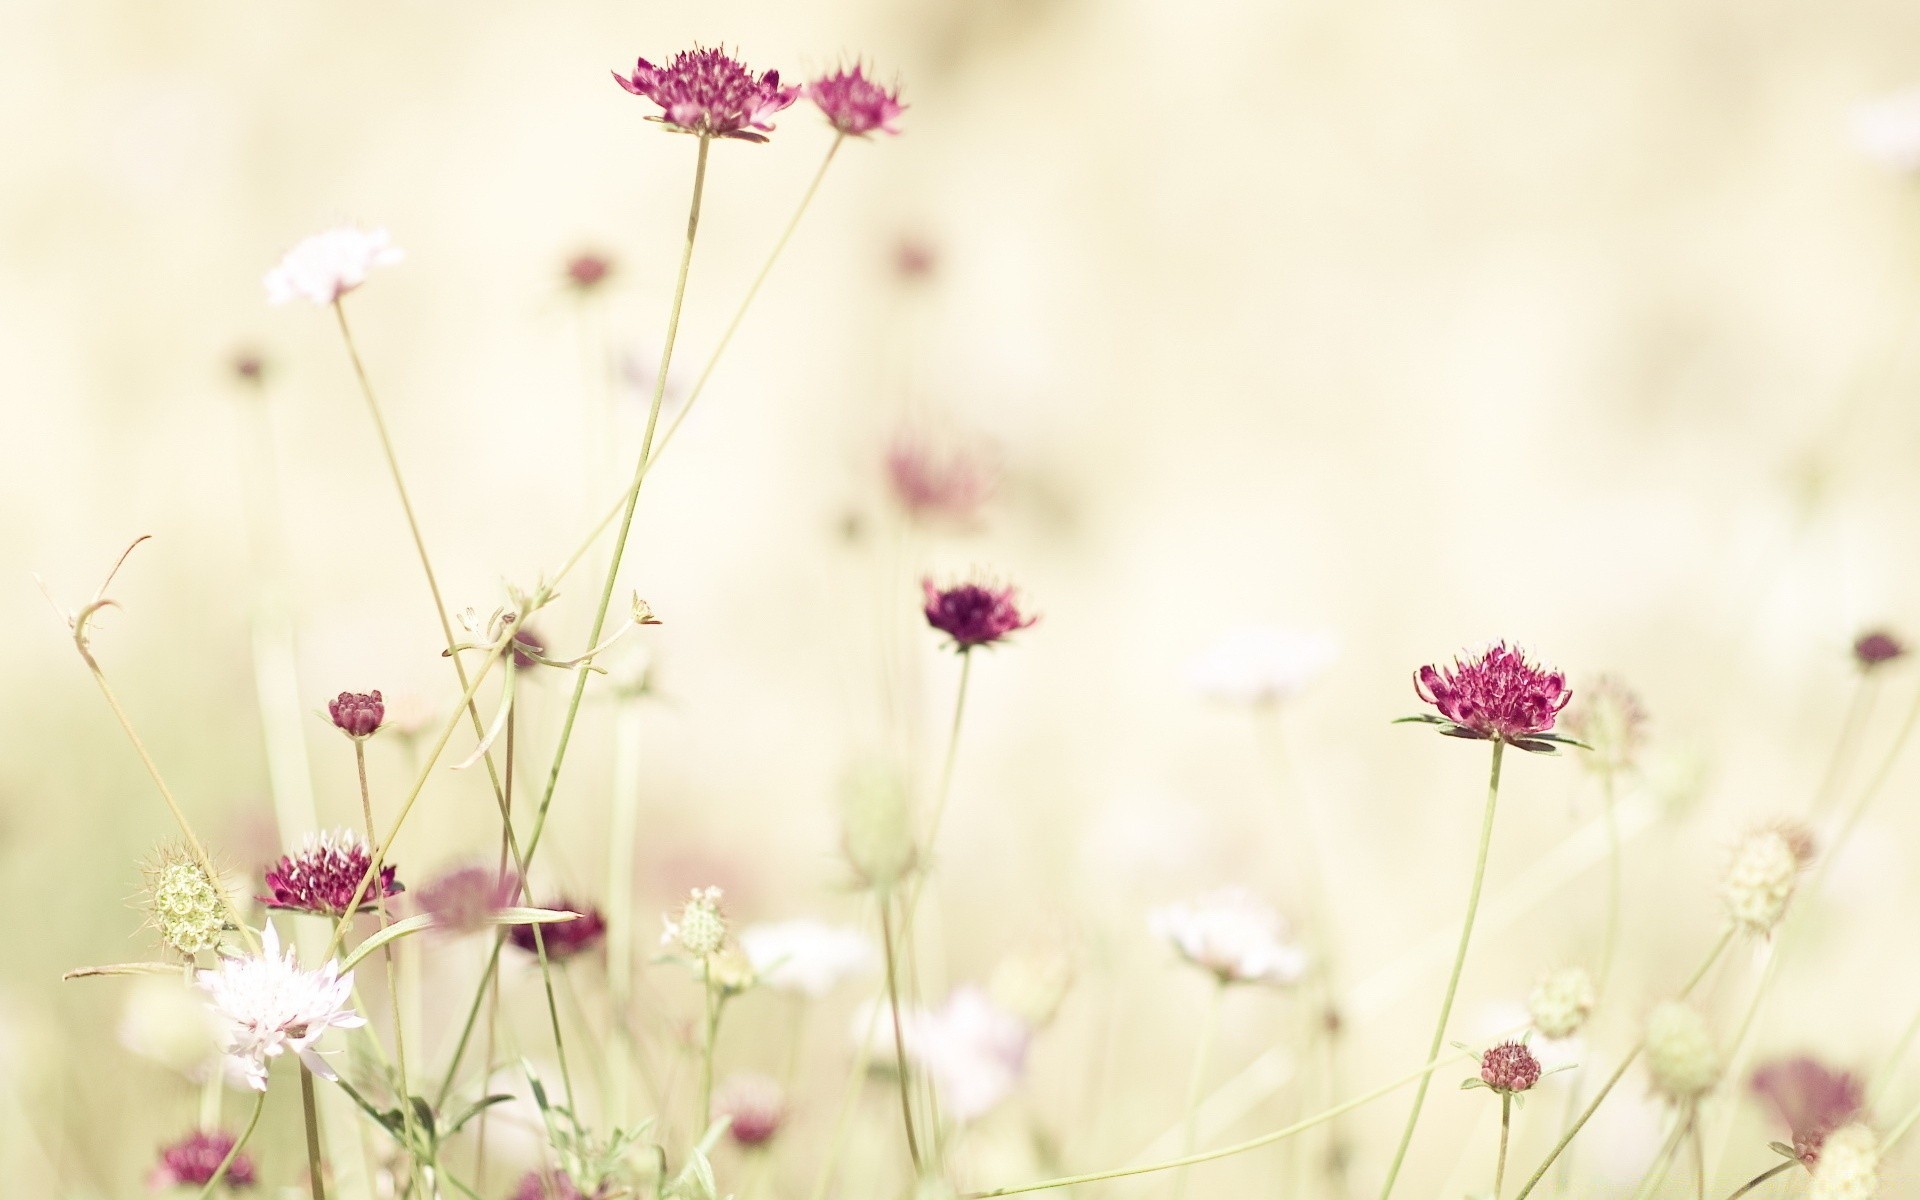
<box><xmin>613</xmin><ymin>46</ymin><xmax>798</xmax><ymax>143</ymax></box>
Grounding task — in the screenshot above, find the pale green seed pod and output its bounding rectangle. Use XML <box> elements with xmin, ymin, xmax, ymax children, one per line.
<box><xmin>1644</xmin><ymin>1001</ymin><xmax>1721</xmax><ymax>1102</ymax></box>
<box><xmin>143</xmin><ymin>851</ymin><xmax>226</xmax><ymax>957</ymax></box>
<box><xmin>840</xmin><ymin>762</ymin><xmax>918</xmax><ymax>890</ymax></box>
<box><xmin>1528</xmin><ymin>965</ymin><xmax>1597</xmax><ymax>1039</ymax></box>
<box><xmin>1720</xmin><ymin>827</ymin><xmax>1805</xmax><ymax>934</ymax></box>
<box><xmin>1809</xmin><ymin>1123</ymin><xmax>1879</xmax><ymax>1200</ymax></box>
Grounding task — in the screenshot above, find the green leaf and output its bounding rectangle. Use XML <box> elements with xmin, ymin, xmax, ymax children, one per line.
<box><xmin>1510</xmin><ymin>739</ymin><xmax>1557</xmax><ymax>754</ymax></box>
<box><xmin>1391</xmin><ymin>714</ymin><xmax>1448</xmax><ymax>726</ymax></box>
<box><xmin>445</xmin><ymin>1093</ymin><xmax>515</xmax><ymax>1137</ymax></box>
<box><xmin>410</xmin><ymin>1096</ymin><xmax>437</xmax><ymax>1144</ymax></box>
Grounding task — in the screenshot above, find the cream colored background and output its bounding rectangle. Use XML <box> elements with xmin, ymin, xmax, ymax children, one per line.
<box><xmin>6</xmin><ymin>1</ymin><xmax>1920</xmax><ymax>1195</ymax></box>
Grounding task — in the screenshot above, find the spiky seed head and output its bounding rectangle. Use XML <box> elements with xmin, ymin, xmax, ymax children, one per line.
<box><xmin>1645</xmin><ymin>1001</ymin><xmax>1721</xmax><ymax>1102</ymax></box>
<box><xmin>1809</xmin><ymin>1123</ymin><xmax>1879</xmax><ymax>1200</ymax></box>
<box><xmin>144</xmin><ymin>849</ymin><xmax>227</xmax><ymax>957</ymax></box>
<box><xmin>661</xmin><ymin>887</ymin><xmax>728</xmax><ymax>957</ymax></box>
<box><xmin>1529</xmin><ymin>965</ymin><xmax>1598</xmax><ymax>1039</ymax></box>
<box><xmin>840</xmin><ymin>762</ymin><xmax>918</xmax><ymax>890</ymax></box>
<box><xmin>1722</xmin><ymin>826</ymin><xmax>1809</xmax><ymax>934</ymax></box>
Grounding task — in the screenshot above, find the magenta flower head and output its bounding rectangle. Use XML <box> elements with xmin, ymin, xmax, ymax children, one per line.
<box><xmin>512</xmin><ymin>1171</ymin><xmax>593</xmax><ymax>1200</ymax></box>
<box><xmin>1752</xmin><ymin>1057</ymin><xmax>1866</xmax><ymax>1163</ymax></box>
<box><xmin>806</xmin><ymin>64</ymin><xmax>905</xmax><ymax>137</ymax></box>
<box><xmin>415</xmin><ymin>864</ymin><xmax>518</xmax><ymax>936</ymax></box>
<box><xmin>261</xmin><ymin>830</ymin><xmax>402</xmax><ymax>917</ymax></box>
<box><xmin>1477</xmin><ymin>1040</ymin><xmax>1543</xmax><ymax>1095</ymax></box>
<box><xmin>1853</xmin><ymin>628</ymin><xmax>1906</xmax><ymax>670</ymax></box>
<box><xmin>922</xmin><ymin>576</ymin><xmax>1038</xmax><ymax>651</ymax></box>
<box><xmin>507</xmin><ymin>896</ymin><xmax>606</xmax><ymax>961</ymax></box>
<box><xmin>886</xmin><ymin>432</ymin><xmax>995</xmax><ymax>525</ymax></box>
<box><xmin>565</xmin><ymin>252</ymin><xmax>613</xmax><ymax>292</ymax></box>
<box><xmin>613</xmin><ymin>46</ymin><xmax>798</xmax><ymax>143</ymax></box>
<box><xmin>328</xmin><ymin>690</ymin><xmax>384</xmax><ymax>739</ymax></box>
<box><xmin>1400</xmin><ymin>642</ymin><xmax>1578</xmax><ymax>754</ymax></box>
<box><xmin>148</xmin><ymin>1129</ymin><xmax>256</xmax><ymax>1191</ymax></box>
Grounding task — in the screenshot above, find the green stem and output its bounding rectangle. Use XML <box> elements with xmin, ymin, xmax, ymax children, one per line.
<box><xmin>354</xmin><ymin>741</ymin><xmax>419</xmax><ymax>1193</ymax></box>
<box><xmin>1723</xmin><ymin>1159</ymin><xmax>1795</xmax><ymax>1199</ymax></box>
<box><xmin>1627</xmin><ymin>1112</ymin><xmax>1689</xmax><ymax>1200</ymax></box>
<box><xmin>923</xmin><ymin>648</ymin><xmax>975</xmax><ymax>856</ymax></box>
<box><xmin>963</xmin><ymin>1047</ymin><xmax>1469</xmax><ymax>1198</ymax></box>
<box><xmin>301</xmin><ymin>1063</ymin><xmax>328</xmax><ymax>1200</ymax></box>
<box><xmin>699</xmin><ymin>959</ymin><xmax>720</xmax><ymax>1135</ymax></box>
<box><xmin>878</xmin><ymin>890</ymin><xmax>926</xmax><ymax>1175</ymax></box>
<box><xmin>194</xmin><ymin>1092</ymin><xmax>266</xmax><ymax>1200</ymax></box>
<box><xmin>1810</xmin><ymin>674</ymin><xmax>1876</xmax><ymax>815</ymax></box>
<box><xmin>1512</xmin><ymin>925</ymin><xmax>1735</xmax><ymax>1200</ymax></box>
<box><xmin>1172</xmin><ymin>983</ymin><xmax>1224</xmax><ymax>1200</ymax></box>
<box><xmin>1376</xmin><ymin>738</ymin><xmax>1506</xmax><ymax>1199</ymax></box>
<box><xmin>807</xmin><ymin>988</ymin><xmax>882</xmax><ymax>1200</ymax></box>
<box><xmin>1495</xmin><ymin>1093</ymin><xmax>1512</xmax><ymax>1200</ymax></box>
<box><xmin>1598</xmin><ymin>766</ymin><xmax>1622</xmax><ymax>997</ymax></box>
<box><xmin>608</xmin><ymin>693</ymin><xmax>647</xmax><ymax>1121</ymax></box>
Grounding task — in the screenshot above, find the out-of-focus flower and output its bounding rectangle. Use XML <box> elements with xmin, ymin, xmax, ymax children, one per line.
<box><xmin>714</xmin><ymin>1071</ymin><xmax>787</xmax><ymax>1146</ymax></box>
<box><xmin>841</xmin><ymin>761</ymin><xmax>918</xmax><ymax>889</ymax></box>
<box><xmin>565</xmin><ymin>252</ymin><xmax>613</xmax><ymax>292</ymax></box>
<box><xmin>922</xmin><ymin>576</ymin><xmax>1038</xmax><ymax>651</ymax></box>
<box><xmin>199</xmin><ymin>922</ymin><xmax>363</xmax><ymax>1091</ymax></box>
<box><xmin>145</xmin><ymin>849</ymin><xmax>228</xmax><ymax>957</ymax></box>
<box><xmin>507</xmin><ymin>897</ymin><xmax>605</xmax><ymax>961</ymax></box>
<box><xmin>119</xmin><ymin>977</ymin><xmax>225</xmax><ymax>1079</ymax></box>
<box><xmin>148</xmin><ymin>1129</ymin><xmax>255</xmax><ymax>1191</ymax></box>
<box><xmin>1563</xmin><ymin>676</ymin><xmax>1647</xmax><ymax>774</ymax></box>
<box><xmin>1722</xmin><ymin>824</ymin><xmax>1814</xmax><ymax>935</ymax></box>
<box><xmin>1408</xmin><ymin>642</ymin><xmax>1574</xmax><ymax>751</ymax></box>
<box><xmin>264</xmin><ymin>225</ymin><xmax>402</xmax><ymax>306</ymax></box>
<box><xmin>885</xmin><ymin>432</ymin><xmax>996</xmax><ymax>526</ymax></box>
<box><xmin>1644</xmin><ymin>1001</ymin><xmax>1720</xmax><ymax>1103</ymax></box>
<box><xmin>512</xmin><ymin>626</ymin><xmax>548</xmax><ymax>670</ymax></box>
<box><xmin>1528</xmin><ymin>966</ymin><xmax>1597</xmax><ymax>1040</ymax></box>
<box><xmin>990</xmin><ymin>945</ymin><xmax>1075</xmax><ymax>1029</ymax></box>
<box><xmin>415</xmin><ymin>865</ymin><xmax>517</xmax><ymax>935</ymax></box>
<box><xmin>806</xmin><ymin>65</ymin><xmax>905</xmax><ymax>137</ymax></box>
<box><xmin>1753</xmin><ymin>1057</ymin><xmax>1866</xmax><ymax>1164</ymax></box>
<box><xmin>327</xmin><ymin>690</ymin><xmax>384</xmax><ymax>739</ymax></box>
<box><xmin>910</xmin><ymin>986</ymin><xmax>1031</xmax><ymax>1123</ymax></box>
<box><xmin>1808</xmin><ymin>1123</ymin><xmax>1879</xmax><ymax>1200</ymax></box>
<box><xmin>260</xmin><ymin>830</ymin><xmax>401</xmax><ymax>918</ymax></box>
<box><xmin>1478</xmin><ymin>1041</ymin><xmax>1542</xmax><ymax>1094</ymax></box>
<box><xmin>1851</xmin><ymin>88</ymin><xmax>1920</xmax><ymax>173</ymax></box>
<box><xmin>661</xmin><ymin>886</ymin><xmax>728</xmax><ymax>957</ymax></box>
<box><xmin>1186</xmin><ymin>626</ymin><xmax>1339</xmax><ymax>707</ymax></box>
<box><xmin>894</xmin><ymin>237</ymin><xmax>937</xmax><ymax>281</ymax></box>
<box><xmin>381</xmin><ymin>693</ymin><xmax>438</xmax><ymax>740</ymax></box>
<box><xmin>232</xmin><ymin>350</ymin><xmax>265</xmax><ymax>383</ymax></box>
<box><xmin>1148</xmin><ymin>888</ymin><xmax>1308</xmax><ymax>986</ymax></box>
<box><xmin>612</xmin><ymin>46</ymin><xmax>798</xmax><ymax>143</ymax></box>
<box><xmin>1853</xmin><ymin>629</ymin><xmax>1907</xmax><ymax>670</ymax></box>
<box><xmin>512</xmin><ymin>1170</ymin><xmax>593</xmax><ymax>1200</ymax></box>
<box><xmin>739</xmin><ymin>919</ymin><xmax>876</xmax><ymax>997</ymax></box>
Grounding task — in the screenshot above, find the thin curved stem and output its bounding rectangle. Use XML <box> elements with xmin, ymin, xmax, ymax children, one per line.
<box><xmin>922</xmin><ymin>649</ymin><xmax>974</xmax><ymax>856</ymax></box>
<box><xmin>1376</xmin><ymin>738</ymin><xmax>1506</xmax><ymax>1199</ymax></box>
<box><xmin>1495</xmin><ymin>1093</ymin><xmax>1512</xmax><ymax>1200</ymax></box>
<box><xmin>1597</xmin><ymin>766</ymin><xmax>1623</xmax><ymax>997</ymax></box>
<box><xmin>354</xmin><ymin>741</ymin><xmax>418</xmax><ymax>1192</ymax></box>
<box><xmin>1723</xmin><ymin>1159</ymin><xmax>1795</xmax><ymax>1199</ymax></box>
<box><xmin>878</xmin><ymin>890</ymin><xmax>926</xmax><ymax>1176</ymax></box>
<box><xmin>195</xmin><ymin>1091</ymin><xmax>266</xmax><ymax>1200</ymax></box>
<box><xmin>300</xmin><ymin>1062</ymin><xmax>328</xmax><ymax>1200</ymax></box>
<box><xmin>1512</xmin><ymin>925</ymin><xmax>1735</xmax><ymax>1200</ymax></box>
<box><xmin>1627</xmin><ymin>1112</ymin><xmax>1689</xmax><ymax>1200</ymax></box>
<box><xmin>963</xmin><ymin>1047</ymin><xmax>1468</xmax><ymax>1198</ymax></box>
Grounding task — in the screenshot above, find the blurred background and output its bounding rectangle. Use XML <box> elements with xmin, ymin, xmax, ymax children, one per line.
<box><xmin>8</xmin><ymin>0</ymin><xmax>1920</xmax><ymax>1196</ymax></box>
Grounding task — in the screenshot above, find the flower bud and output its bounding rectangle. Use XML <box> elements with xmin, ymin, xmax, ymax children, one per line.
<box><xmin>1480</xmin><ymin>1041</ymin><xmax>1542</xmax><ymax>1094</ymax></box>
<box><xmin>661</xmin><ymin>886</ymin><xmax>728</xmax><ymax>957</ymax></box>
<box><xmin>840</xmin><ymin>762</ymin><xmax>918</xmax><ymax>890</ymax></box>
<box><xmin>1644</xmin><ymin>1001</ymin><xmax>1721</xmax><ymax>1102</ymax></box>
<box><xmin>328</xmin><ymin>690</ymin><xmax>385</xmax><ymax>739</ymax></box>
<box><xmin>1529</xmin><ymin>966</ymin><xmax>1597</xmax><ymax>1039</ymax></box>
<box><xmin>1721</xmin><ymin>825</ymin><xmax>1810</xmax><ymax>934</ymax></box>
<box><xmin>714</xmin><ymin>1071</ymin><xmax>786</xmax><ymax>1147</ymax></box>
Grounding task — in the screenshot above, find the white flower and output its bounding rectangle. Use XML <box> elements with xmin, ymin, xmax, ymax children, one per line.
<box><xmin>910</xmin><ymin>987</ymin><xmax>1031</xmax><ymax>1124</ymax></box>
<box><xmin>1810</xmin><ymin>1123</ymin><xmax>1880</xmax><ymax>1200</ymax></box>
<box><xmin>118</xmin><ymin>977</ymin><xmax>225</xmax><ymax>1081</ymax></box>
<box><xmin>739</xmin><ymin>919</ymin><xmax>876</xmax><ymax>997</ymax></box>
<box><xmin>197</xmin><ymin>923</ymin><xmax>364</xmax><ymax>1091</ymax></box>
<box><xmin>1149</xmin><ymin>888</ymin><xmax>1308</xmax><ymax>986</ymax></box>
<box><xmin>1852</xmin><ymin>88</ymin><xmax>1920</xmax><ymax>173</ymax></box>
<box><xmin>1643</xmin><ymin>1001</ymin><xmax>1720</xmax><ymax>1103</ymax></box>
<box><xmin>1186</xmin><ymin>626</ymin><xmax>1339</xmax><ymax>707</ymax></box>
<box><xmin>264</xmin><ymin>225</ymin><xmax>403</xmax><ymax>306</ymax></box>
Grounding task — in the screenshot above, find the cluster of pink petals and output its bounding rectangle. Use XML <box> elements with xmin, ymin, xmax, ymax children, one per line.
<box><xmin>147</xmin><ymin>1129</ymin><xmax>255</xmax><ymax>1191</ymax></box>
<box><xmin>260</xmin><ymin>829</ymin><xmax>402</xmax><ymax>917</ymax></box>
<box><xmin>507</xmin><ymin>895</ymin><xmax>606</xmax><ymax>960</ymax></box>
<box><xmin>807</xmin><ymin>65</ymin><xmax>906</xmax><ymax>137</ymax></box>
<box><xmin>1752</xmin><ymin>1057</ymin><xmax>1866</xmax><ymax>1163</ymax></box>
<box><xmin>1854</xmin><ymin>628</ymin><xmax>1907</xmax><ymax>669</ymax></box>
<box><xmin>714</xmin><ymin>1071</ymin><xmax>787</xmax><ymax>1146</ymax></box>
<box><xmin>198</xmin><ymin>923</ymin><xmax>364</xmax><ymax>1092</ymax></box>
<box><xmin>415</xmin><ymin>864</ymin><xmax>518</xmax><ymax>935</ymax></box>
<box><xmin>328</xmin><ymin>689</ymin><xmax>384</xmax><ymax>738</ymax></box>
<box><xmin>512</xmin><ymin>1170</ymin><xmax>596</xmax><ymax>1200</ymax></box>
<box><xmin>613</xmin><ymin>46</ymin><xmax>798</xmax><ymax>143</ymax></box>
<box><xmin>886</xmin><ymin>432</ymin><xmax>995</xmax><ymax>524</ymax></box>
<box><xmin>1479</xmin><ymin>1041</ymin><xmax>1543</xmax><ymax>1093</ymax></box>
<box><xmin>1413</xmin><ymin>642</ymin><xmax>1571</xmax><ymax>745</ymax></box>
<box><xmin>922</xmin><ymin>576</ymin><xmax>1038</xmax><ymax>651</ymax></box>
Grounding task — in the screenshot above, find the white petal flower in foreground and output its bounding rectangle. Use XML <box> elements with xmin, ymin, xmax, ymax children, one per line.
<box><xmin>1149</xmin><ymin>888</ymin><xmax>1308</xmax><ymax>986</ymax></box>
<box><xmin>1187</xmin><ymin>626</ymin><xmax>1339</xmax><ymax>707</ymax></box>
<box><xmin>910</xmin><ymin>986</ymin><xmax>1031</xmax><ymax>1124</ymax></box>
<box><xmin>197</xmin><ymin>922</ymin><xmax>364</xmax><ymax>1091</ymax></box>
<box><xmin>1851</xmin><ymin>87</ymin><xmax>1920</xmax><ymax>174</ymax></box>
<box><xmin>264</xmin><ymin>225</ymin><xmax>403</xmax><ymax>306</ymax></box>
<box><xmin>739</xmin><ymin>918</ymin><xmax>877</xmax><ymax>997</ymax></box>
